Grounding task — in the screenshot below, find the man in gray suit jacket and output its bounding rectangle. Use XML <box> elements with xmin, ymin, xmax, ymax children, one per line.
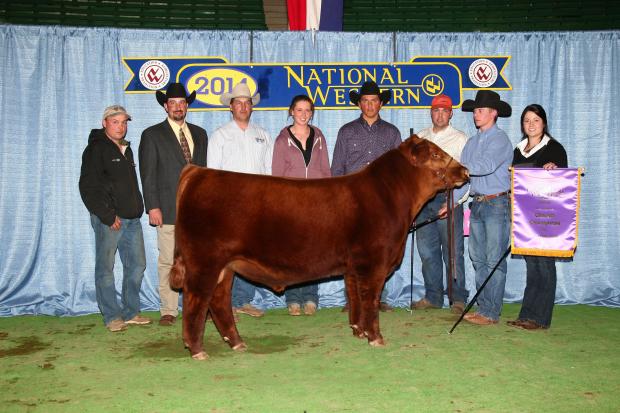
<box><xmin>139</xmin><ymin>83</ymin><xmax>208</xmax><ymax>326</ymax></box>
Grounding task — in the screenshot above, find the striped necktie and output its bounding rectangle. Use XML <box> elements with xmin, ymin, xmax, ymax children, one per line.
<box><xmin>179</xmin><ymin>127</ymin><xmax>192</xmax><ymax>164</ymax></box>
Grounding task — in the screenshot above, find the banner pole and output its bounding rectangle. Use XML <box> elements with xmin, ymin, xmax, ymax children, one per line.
<box><xmin>448</xmin><ymin>246</ymin><xmax>511</xmax><ymax>334</ymax></box>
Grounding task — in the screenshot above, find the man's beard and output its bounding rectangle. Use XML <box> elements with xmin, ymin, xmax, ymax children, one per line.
<box><xmin>172</xmin><ymin>112</ymin><xmax>186</xmax><ymax>122</ymax></box>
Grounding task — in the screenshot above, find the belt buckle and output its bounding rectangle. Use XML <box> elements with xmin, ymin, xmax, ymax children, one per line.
<box><xmin>474</xmin><ymin>194</ymin><xmax>485</xmax><ymax>202</ymax></box>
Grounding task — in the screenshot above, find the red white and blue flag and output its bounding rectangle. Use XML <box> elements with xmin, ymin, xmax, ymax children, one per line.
<box><xmin>287</xmin><ymin>0</ymin><xmax>343</xmax><ymax>31</ymax></box>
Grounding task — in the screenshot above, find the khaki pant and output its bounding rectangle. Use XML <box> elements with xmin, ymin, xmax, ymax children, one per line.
<box><xmin>157</xmin><ymin>224</ymin><xmax>179</xmax><ymax>317</ymax></box>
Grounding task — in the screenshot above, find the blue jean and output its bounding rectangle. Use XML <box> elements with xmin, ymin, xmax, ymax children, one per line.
<box><xmin>519</xmin><ymin>256</ymin><xmax>557</xmax><ymax>327</ymax></box>
<box><xmin>232</xmin><ymin>275</ymin><xmax>259</xmax><ymax>308</ymax></box>
<box><xmin>90</xmin><ymin>214</ymin><xmax>146</xmax><ymax>325</ymax></box>
<box><xmin>468</xmin><ymin>195</ymin><xmax>510</xmax><ymax>320</ymax></box>
<box><xmin>416</xmin><ymin>193</ymin><xmax>468</xmax><ymax>306</ymax></box>
<box><xmin>285</xmin><ymin>283</ymin><xmax>319</xmax><ymax>306</ymax></box>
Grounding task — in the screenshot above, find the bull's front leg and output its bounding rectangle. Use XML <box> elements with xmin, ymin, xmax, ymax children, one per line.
<box><xmin>343</xmin><ymin>274</ymin><xmax>364</xmax><ymax>338</ymax></box>
<box><xmin>208</xmin><ymin>268</ymin><xmax>246</xmax><ymax>352</ymax></box>
<box><xmin>358</xmin><ymin>274</ymin><xmax>385</xmax><ymax>347</ymax></box>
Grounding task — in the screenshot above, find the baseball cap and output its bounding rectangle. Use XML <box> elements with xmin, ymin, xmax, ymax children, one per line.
<box><xmin>431</xmin><ymin>94</ymin><xmax>453</xmax><ymax>109</ymax></box>
<box><xmin>102</xmin><ymin>105</ymin><xmax>132</xmax><ymax>121</ymax></box>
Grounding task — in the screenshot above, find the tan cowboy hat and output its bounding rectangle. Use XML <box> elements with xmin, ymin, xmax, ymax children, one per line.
<box><xmin>220</xmin><ymin>82</ymin><xmax>260</xmax><ymax>106</ymax></box>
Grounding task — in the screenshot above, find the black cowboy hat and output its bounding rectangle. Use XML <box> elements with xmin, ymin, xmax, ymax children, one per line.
<box><xmin>349</xmin><ymin>81</ymin><xmax>391</xmax><ymax>105</ymax></box>
<box><xmin>156</xmin><ymin>82</ymin><xmax>197</xmax><ymax>107</ymax></box>
<box><xmin>461</xmin><ymin>90</ymin><xmax>511</xmax><ymax>117</ymax></box>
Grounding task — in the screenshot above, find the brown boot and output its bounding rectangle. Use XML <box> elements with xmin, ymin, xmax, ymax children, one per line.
<box><xmin>303</xmin><ymin>301</ymin><xmax>317</xmax><ymax>315</ymax></box>
<box><xmin>287</xmin><ymin>303</ymin><xmax>301</xmax><ymax>316</ymax></box>
<box><xmin>411</xmin><ymin>298</ymin><xmax>440</xmax><ymax>310</ymax></box>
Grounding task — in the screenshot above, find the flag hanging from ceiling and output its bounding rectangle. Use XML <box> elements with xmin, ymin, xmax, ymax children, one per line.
<box><xmin>287</xmin><ymin>0</ymin><xmax>343</xmax><ymax>31</ymax></box>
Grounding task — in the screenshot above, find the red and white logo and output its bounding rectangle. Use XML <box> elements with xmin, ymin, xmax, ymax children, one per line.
<box><xmin>468</xmin><ymin>59</ymin><xmax>498</xmax><ymax>88</ymax></box>
<box><xmin>138</xmin><ymin>60</ymin><xmax>170</xmax><ymax>90</ymax></box>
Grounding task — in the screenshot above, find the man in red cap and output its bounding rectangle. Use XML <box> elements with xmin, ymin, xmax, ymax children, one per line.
<box><xmin>412</xmin><ymin>94</ymin><xmax>469</xmax><ymax>314</ymax></box>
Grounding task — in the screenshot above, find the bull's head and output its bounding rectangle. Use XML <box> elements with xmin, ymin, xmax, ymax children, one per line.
<box><xmin>402</xmin><ymin>135</ymin><xmax>469</xmax><ymax>190</ymax></box>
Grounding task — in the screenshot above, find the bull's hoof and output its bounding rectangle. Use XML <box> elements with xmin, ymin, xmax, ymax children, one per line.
<box><xmin>350</xmin><ymin>324</ymin><xmax>365</xmax><ymax>338</ymax></box>
<box><xmin>232</xmin><ymin>342</ymin><xmax>247</xmax><ymax>352</ymax></box>
<box><xmin>369</xmin><ymin>338</ymin><xmax>386</xmax><ymax>347</ymax></box>
<box><xmin>191</xmin><ymin>351</ymin><xmax>209</xmax><ymax>360</ymax></box>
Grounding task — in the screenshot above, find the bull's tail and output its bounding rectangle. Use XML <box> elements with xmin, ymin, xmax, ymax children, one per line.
<box><xmin>169</xmin><ymin>249</ymin><xmax>186</xmax><ymax>290</ymax></box>
<box><xmin>170</xmin><ymin>165</ymin><xmax>200</xmax><ymax>290</ymax></box>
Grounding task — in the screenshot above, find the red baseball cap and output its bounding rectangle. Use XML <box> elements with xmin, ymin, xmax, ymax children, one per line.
<box><xmin>431</xmin><ymin>94</ymin><xmax>453</xmax><ymax>109</ymax></box>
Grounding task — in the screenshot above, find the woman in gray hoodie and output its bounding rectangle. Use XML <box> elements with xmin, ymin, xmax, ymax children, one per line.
<box><xmin>272</xmin><ymin>95</ymin><xmax>331</xmax><ymax>315</ymax></box>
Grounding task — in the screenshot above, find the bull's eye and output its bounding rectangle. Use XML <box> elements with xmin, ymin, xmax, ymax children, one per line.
<box><xmin>432</xmin><ymin>153</ymin><xmax>439</xmax><ymax>159</ymax></box>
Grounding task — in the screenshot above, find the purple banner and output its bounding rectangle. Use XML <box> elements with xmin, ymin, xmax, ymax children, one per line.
<box><xmin>511</xmin><ymin>168</ymin><xmax>581</xmax><ymax>257</ymax></box>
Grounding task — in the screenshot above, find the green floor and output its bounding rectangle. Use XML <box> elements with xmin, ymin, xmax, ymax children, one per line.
<box><xmin>1</xmin><ymin>304</ymin><xmax>619</xmax><ymax>412</ymax></box>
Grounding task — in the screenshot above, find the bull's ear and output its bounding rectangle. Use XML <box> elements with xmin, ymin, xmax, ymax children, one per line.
<box><xmin>410</xmin><ymin>153</ymin><xmax>418</xmax><ymax>165</ymax></box>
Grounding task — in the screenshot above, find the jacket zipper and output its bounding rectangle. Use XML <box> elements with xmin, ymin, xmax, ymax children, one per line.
<box><xmin>288</xmin><ymin>134</ymin><xmax>321</xmax><ymax>179</ymax></box>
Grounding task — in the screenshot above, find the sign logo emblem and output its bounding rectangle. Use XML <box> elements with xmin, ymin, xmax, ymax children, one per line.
<box><xmin>468</xmin><ymin>59</ymin><xmax>498</xmax><ymax>88</ymax></box>
<box><xmin>421</xmin><ymin>74</ymin><xmax>444</xmax><ymax>96</ymax></box>
<box><xmin>138</xmin><ymin>60</ymin><xmax>170</xmax><ymax>90</ymax></box>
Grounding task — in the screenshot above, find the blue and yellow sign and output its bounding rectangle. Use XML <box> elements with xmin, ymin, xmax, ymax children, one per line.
<box><xmin>123</xmin><ymin>56</ymin><xmax>510</xmax><ymax>111</ymax></box>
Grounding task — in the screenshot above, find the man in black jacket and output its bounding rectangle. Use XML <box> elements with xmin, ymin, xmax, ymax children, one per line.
<box><xmin>79</xmin><ymin>105</ymin><xmax>151</xmax><ymax>332</ymax></box>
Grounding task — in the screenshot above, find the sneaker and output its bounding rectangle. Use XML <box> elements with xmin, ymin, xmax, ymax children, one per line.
<box><xmin>106</xmin><ymin>319</ymin><xmax>127</xmax><ymax>332</ymax></box>
<box><xmin>303</xmin><ymin>301</ymin><xmax>317</xmax><ymax>315</ymax></box>
<box><xmin>288</xmin><ymin>303</ymin><xmax>301</xmax><ymax>316</ymax></box>
<box><xmin>451</xmin><ymin>301</ymin><xmax>465</xmax><ymax>314</ymax></box>
<box><xmin>411</xmin><ymin>298</ymin><xmax>440</xmax><ymax>310</ymax></box>
<box><xmin>234</xmin><ymin>304</ymin><xmax>264</xmax><ymax>318</ymax></box>
<box><xmin>126</xmin><ymin>314</ymin><xmax>152</xmax><ymax>325</ymax></box>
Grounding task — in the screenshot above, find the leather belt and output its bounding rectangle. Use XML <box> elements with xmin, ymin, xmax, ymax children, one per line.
<box><xmin>472</xmin><ymin>191</ymin><xmax>509</xmax><ymax>202</ymax></box>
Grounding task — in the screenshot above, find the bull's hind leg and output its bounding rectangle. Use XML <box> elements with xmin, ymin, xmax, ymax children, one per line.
<box><xmin>344</xmin><ymin>275</ymin><xmax>365</xmax><ymax>338</ymax></box>
<box><xmin>208</xmin><ymin>267</ymin><xmax>246</xmax><ymax>352</ymax></box>
<box><xmin>182</xmin><ymin>289</ymin><xmax>211</xmax><ymax>360</ymax></box>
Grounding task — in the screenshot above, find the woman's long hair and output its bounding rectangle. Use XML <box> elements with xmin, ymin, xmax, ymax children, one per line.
<box><xmin>520</xmin><ymin>104</ymin><xmax>554</xmax><ymax>140</ymax></box>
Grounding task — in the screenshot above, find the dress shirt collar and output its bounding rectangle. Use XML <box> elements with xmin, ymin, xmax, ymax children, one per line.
<box><xmin>477</xmin><ymin>123</ymin><xmax>500</xmax><ymax>139</ymax></box>
<box><xmin>166</xmin><ymin>117</ymin><xmax>188</xmax><ymax>137</ymax></box>
<box><xmin>516</xmin><ymin>134</ymin><xmax>551</xmax><ymax>158</ymax></box>
<box><xmin>357</xmin><ymin>114</ymin><xmax>384</xmax><ymax>129</ymax></box>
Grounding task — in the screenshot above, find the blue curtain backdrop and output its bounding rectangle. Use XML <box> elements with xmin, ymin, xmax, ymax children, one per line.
<box><xmin>0</xmin><ymin>25</ymin><xmax>618</xmax><ymax>316</ymax></box>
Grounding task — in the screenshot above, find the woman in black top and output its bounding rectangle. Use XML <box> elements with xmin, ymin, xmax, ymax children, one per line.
<box><xmin>508</xmin><ymin>104</ymin><xmax>568</xmax><ymax>330</ymax></box>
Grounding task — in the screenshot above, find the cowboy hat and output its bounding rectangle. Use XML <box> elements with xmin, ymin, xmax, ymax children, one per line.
<box><xmin>349</xmin><ymin>81</ymin><xmax>391</xmax><ymax>105</ymax></box>
<box><xmin>461</xmin><ymin>90</ymin><xmax>512</xmax><ymax>117</ymax></box>
<box><xmin>156</xmin><ymin>83</ymin><xmax>196</xmax><ymax>107</ymax></box>
<box><xmin>220</xmin><ymin>82</ymin><xmax>260</xmax><ymax>106</ymax></box>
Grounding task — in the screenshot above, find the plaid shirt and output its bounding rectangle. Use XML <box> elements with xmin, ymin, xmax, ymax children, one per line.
<box><xmin>331</xmin><ymin>115</ymin><xmax>402</xmax><ymax>176</ymax></box>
